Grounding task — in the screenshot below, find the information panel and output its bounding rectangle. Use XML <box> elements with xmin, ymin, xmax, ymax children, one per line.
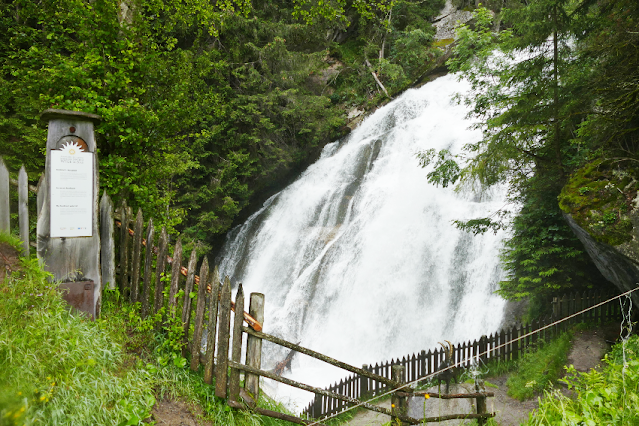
<box><xmin>50</xmin><ymin>142</ymin><xmax>93</xmax><ymax>237</ymax></box>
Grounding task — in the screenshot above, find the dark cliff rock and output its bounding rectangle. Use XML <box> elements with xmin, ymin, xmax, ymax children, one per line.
<box><xmin>564</xmin><ymin>213</ymin><xmax>639</xmax><ymax>308</ymax></box>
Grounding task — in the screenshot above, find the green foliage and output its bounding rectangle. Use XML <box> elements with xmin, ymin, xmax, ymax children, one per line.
<box><xmin>326</xmin><ymin>0</ymin><xmax>443</xmax><ymax>107</ymax></box>
<box><xmin>523</xmin><ymin>335</ymin><xmax>639</xmax><ymax>425</ymax></box>
<box><xmin>0</xmin><ymin>0</ymin><xmax>347</xmax><ymax>244</ymax></box>
<box><xmin>416</xmin><ymin>148</ymin><xmax>461</xmax><ymax>188</ymax></box>
<box><xmin>506</xmin><ymin>332</ymin><xmax>573</xmax><ymax>400</ymax></box>
<box><xmin>499</xmin><ymin>176</ymin><xmax>608</xmax><ymax>300</ymax></box>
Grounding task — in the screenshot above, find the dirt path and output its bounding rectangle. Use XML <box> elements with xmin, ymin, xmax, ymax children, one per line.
<box><xmin>344</xmin><ymin>330</ymin><xmax>611</xmax><ymax>426</ymax></box>
<box><xmin>151</xmin><ymin>399</ymin><xmax>213</xmax><ymax>426</ymax></box>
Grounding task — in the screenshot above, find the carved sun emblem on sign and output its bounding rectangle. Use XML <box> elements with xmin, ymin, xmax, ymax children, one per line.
<box><xmin>60</xmin><ymin>141</ymin><xmax>85</xmax><ymax>155</ymax></box>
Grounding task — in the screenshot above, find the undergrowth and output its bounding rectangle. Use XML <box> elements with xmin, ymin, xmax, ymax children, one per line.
<box><xmin>523</xmin><ymin>335</ymin><xmax>639</xmax><ymax>425</ymax></box>
<box><xmin>0</xmin><ymin>234</ymin><xmax>319</xmax><ymax>426</ymax></box>
<box><xmin>505</xmin><ymin>332</ymin><xmax>573</xmax><ymax>400</ymax></box>
<box><xmin>0</xmin><ymin>238</ymin><xmax>155</xmax><ymax>425</ymax></box>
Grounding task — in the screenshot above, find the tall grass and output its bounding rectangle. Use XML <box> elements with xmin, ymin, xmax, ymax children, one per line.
<box><xmin>0</xmin><ymin>238</ymin><xmax>155</xmax><ymax>425</ymax></box>
<box><xmin>523</xmin><ymin>335</ymin><xmax>639</xmax><ymax>425</ymax></box>
<box><xmin>505</xmin><ymin>332</ymin><xmax>573</xmax><ymax>400</ymax></box>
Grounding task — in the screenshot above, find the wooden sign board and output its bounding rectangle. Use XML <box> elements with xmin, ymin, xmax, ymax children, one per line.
<box><xmin>50</xmin><ymin>144</ymin><xmax>93</xmax><ymax>237</ymax></box>
<box><xmin>37</xmin><ymin>109</ymin><xmax>102</xmax><ymax>318</ymax></box>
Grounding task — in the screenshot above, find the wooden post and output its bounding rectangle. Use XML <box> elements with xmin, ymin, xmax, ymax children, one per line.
<box><xmin>215</xmin><ymin>276</ymin><xmax>232</xmax><ymax>398</ymax></box>
<box><xmin>476</xmin><ymin>393</ymin><xmax>487</xmax><ymax>426</ymax></box>
<box><xmin>167</xmin><ymin>238</ymin><xmax>183</xmax><ymax>317</ymax></box>
<box><xmin>190</xmin><ymin>257</ymin><xmax>209</xmax><ymax>371</ymax></box>
<box><xmin>119</xmin><ymin>200</ymin><xmax>129</xmax><ymax>298</ymax></box>
<box><xmin>181</xmin><ymin>248</ymin><xmax>197</xmax><ymax>357</ymax></box>
<box><xmin>479</xmin><ymin>335</ymin><xmax>487</xmax><ymax>365</ymax></box>
<box><xmin>140</xmin><ymin>219</ymin><xmax>154</xmax><ymax>317</ymax></box>
<box><xmin>391</xmin><ymin>365</ymin><xmax>408</xmax><ymax>425</ymax></box>
<box><xmin>37</xmin><ymin>109</ymin><xmax>102</xmax><ymax>317</ymax></box>
<box><xmin>0</xmin><ymin>157</ymin><xmax>9</xmax><ymax>233</ymax></box>
<box><xmin>204</xmin><ymin>266</ymin><xmax>221</xmax><ymax>384</ymax></box>
<box><xmin>153</xmin><ymin>227</ymin><xmax>168</xmax><ymax>317</ymax></box>
<box><xmin>99</xmin><ymin>192</ymin><xmax>115</xmax><ymax>290</ymax></box>
<box><xmin>360</xmin><ymin>364</ymin><xmax>369</xmax><ymax>398</ymax></box>
<box><xmin>312</xmin><ymin>394</ymin><xmax>322</xmax><ymax>418</ymax></box>
<box><xmin>18</xmin><ymin>166</ymin><xmax>29</xmax><ymax>257</ymax></box>
<box><xmin>130</xmin><ymin>209</ymin><xmax>143</xmax><ymax>304</ymax></box>
<box><xmin>245</xmin><ymin>292</ymin><xmax>265</xmax><ymax>399</ymax></box>
<box><xmin>229</xmin><ymin>284</ymin><xmax>244</xmax><ymax>403</ymax></box>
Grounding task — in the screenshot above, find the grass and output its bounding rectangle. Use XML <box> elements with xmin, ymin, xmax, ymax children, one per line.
<box><xmin>0</xmin><ymin>239</ymin><xmax>155</xmax><ymax>425</ymax></box>
<box><xmin>505</xmin><ymin>332</ymin><xmax>573</xmax><ymax>400</ymax></box>
<box><xmin>0</xmin><ymin>233</ymin><xmax>324</xmax><ymax>426</ymax></box>
<box><xmin>522</xmin><ymin>335</ymin><xmax>639</xmax><ymax>425</ymax></box>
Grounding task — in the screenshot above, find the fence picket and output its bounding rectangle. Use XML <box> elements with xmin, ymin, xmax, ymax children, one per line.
<box><xmin>167</xmin><ymin>238</ymin><xmax>183</xmax><ymax>317</ymax></box>
<box><xmin>0</xmin><ymin>157</ymin><xmax>9</xmax><ymax>233</ymax></box>
<box><xmin>18</xmin><ymin>166</ymin><xmax>28</xmax><ymax>257</ymax></box>
<box><xmin>190</xmin><ymin>257</ymin><xmax>209</xmax><ymax>371</ymax></box>
<box><xmin>203</xmin><ymin>267</ymin><xmax>221</xmax><ymax>385</ymax></box>
<box><xmin>130</xmin><ymin>209</ymin><xmax>143</xmax><ymax>304</ymax></box>
<box><xmin>140</xmin><ymin>219</ymin><xmax>154</xmax><ymax>317</ymax></box>
<box><xmin>215</xmin><ymin>276</ymin><xmax>232</xmax><ymax>398</ymax></box>
<box><xmin>119</xmin><ymin>200</ymin><xmax>129</xmax><ymax>297</ymax></box>
<box><xmin>153</xmin><ymin>227</ymin><xmax>168</xmax><ymax>317</ymax></box>
<box><xmin>100</xmin><ymin>192</ymin><xmax>115</xmax><ymax>290</ymax></box>
<box><xmin>245</xmin><ymin>291</ymin><xmax>265</xmax><ymax>399</ymax></box>
<box><xmin>181</xmin><ymin>248</ymin><xmax>197</xmax><ymax>356</ymax></box>
<box><xmin>229</xmin><ymin>284</ymin><xmax>244</xmax><ymax>402</ymax></box>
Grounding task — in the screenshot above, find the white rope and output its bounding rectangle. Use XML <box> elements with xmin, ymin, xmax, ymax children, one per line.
<box><xmin>302</xmin><ymin>287</ymin><xmax>639</xmax><ymax>426</ymax></box>
<box><xmin>619</xmin><ymin>292</ymin><xmax>633</xmax><ymax>425</ymax></box>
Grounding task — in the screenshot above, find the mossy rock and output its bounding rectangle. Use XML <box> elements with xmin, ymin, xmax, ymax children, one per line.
<box><xmin>559</xmin><ymin>159</ymin><xmax>638</xmax><ymax>246</ymax></box>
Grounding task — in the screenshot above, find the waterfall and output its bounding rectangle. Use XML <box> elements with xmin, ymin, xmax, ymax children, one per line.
<box><xmin>217</xmin><ymin>73</ymin><xmax>507</xmax><ymax>409</ymax></box>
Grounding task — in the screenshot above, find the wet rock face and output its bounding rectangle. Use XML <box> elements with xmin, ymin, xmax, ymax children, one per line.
<box><xmin>563</xmin><ymin>213</ymin><xmax>639</xmax><ymax>308</ymax></box>
<box><xmin>433</xmin><ymin>0</ymin><xmax>473</xmax><ymax>40</ymax></box>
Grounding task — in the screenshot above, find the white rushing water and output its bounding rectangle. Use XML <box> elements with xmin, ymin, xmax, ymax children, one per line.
<box><xmin>217</xmin><ymin>73</ymin><xmax>507</xmax><ymax>411</ymax></box>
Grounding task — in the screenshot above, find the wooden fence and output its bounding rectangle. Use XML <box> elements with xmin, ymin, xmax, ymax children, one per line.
<box><xmin>102</xmin><ymin>196</ymin><xmax>264</xmax><ymax>380</ymax></box>
<box><xmin>302</xmin><ymin>290</ymin><xmax>623</xmax><ymax>419</ymax></box>
<box><xmin>0</xmin><ymin>157</ymin><xmax>38</xmax><ymax>257</ymax></box>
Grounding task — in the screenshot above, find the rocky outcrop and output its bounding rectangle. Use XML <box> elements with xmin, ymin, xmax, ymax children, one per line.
<box><xmin>433</xmin><ymin>0</ymin><xmax>473</xmax><ymax>41</ymax></box>
<box><xmin>563</xmin><ymin>213</ymin><xmax>639</xmax><ymax>308</ymax></box>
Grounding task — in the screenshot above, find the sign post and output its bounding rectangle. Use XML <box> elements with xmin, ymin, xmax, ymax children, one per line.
<box><xmin>37</xmin><ymin>109</ymin><xmax>102</xmax><ymax>318</ymax></box>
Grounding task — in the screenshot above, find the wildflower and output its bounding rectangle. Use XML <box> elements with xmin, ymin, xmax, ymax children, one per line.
<box><xmin>391</xmin><ymin>404</ymin><xmax>395</xmax><ymax>408</ymax></box>
<box><xmin>424</xmin><ymin>394</ymin><xmax>430</xmax><ymax>399</ymax></box>
<box><xmin>40</xmin><ymin>395</ymin><xmax>46</xmax><ymax>401</ymax></box>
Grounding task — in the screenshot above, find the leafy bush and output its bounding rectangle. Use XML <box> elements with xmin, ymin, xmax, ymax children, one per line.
<box><xmin>524</xmin><ymin>335</ymin><xmax>639</xmax><ymax>425</ymax></box>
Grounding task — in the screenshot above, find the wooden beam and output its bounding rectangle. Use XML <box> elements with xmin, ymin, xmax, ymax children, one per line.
<box><xmin>227</xmin><ymin>400</ymin><xmax>316</xmax><ymax>425</ymax></box>
<box><xmin>228</xmin><ymin>361</ymin><xmax>420</xmax><ymax>424</ymax></box>
<box><xmin>398</xmin><ymin>391</ymin><xmax>495</xmax><ymax>399</ymax></box>
<box><xmin>241</xmin><ymin>327</ymin><xmax>399</xmax><ymax>389</ymax></box>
